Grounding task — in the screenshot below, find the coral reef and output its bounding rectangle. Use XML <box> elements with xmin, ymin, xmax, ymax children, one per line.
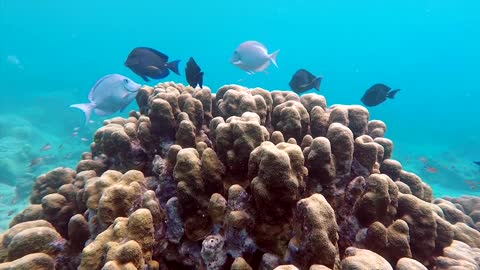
<box><xmin>1</xmin><ymin>82</ymin><xmax>479</xmax><ymax>270</ymax></box>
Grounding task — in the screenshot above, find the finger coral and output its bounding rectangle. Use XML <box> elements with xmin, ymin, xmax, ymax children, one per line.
<box><xmin>1</xmin><ymin>82</ymin><xmax>478</xmax><ymax>270</ymax></box>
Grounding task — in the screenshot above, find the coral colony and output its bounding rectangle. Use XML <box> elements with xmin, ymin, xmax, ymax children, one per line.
<box><xmin>1</xmin><ymin>83</ymin><xmax>479</xmax><ymax>270</ymax></box>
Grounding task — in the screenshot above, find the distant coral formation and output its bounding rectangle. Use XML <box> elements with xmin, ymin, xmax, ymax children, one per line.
<box><xmin>1</xmin><ymin>82</ymin><xmax>479</xmax><ymax>270</ymax></box>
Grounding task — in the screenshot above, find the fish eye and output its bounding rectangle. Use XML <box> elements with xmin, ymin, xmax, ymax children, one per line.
<box><xmin>123</xmin><ymin>79</ymin><xmax>129</xmax><ymax>84</ymax></box>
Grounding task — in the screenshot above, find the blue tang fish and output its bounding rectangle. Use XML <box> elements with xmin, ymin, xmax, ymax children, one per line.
<box><xmin>70</xmin><ymin>74</ymin><xmax>141</xmax><ymax>125</ymax></box>
<box><xmin>230</xmin><ymin>41</ymin><xmax>280</xmax><ymax>74</ymax></box>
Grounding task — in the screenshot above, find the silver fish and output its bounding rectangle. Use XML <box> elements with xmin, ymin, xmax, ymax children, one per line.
<box><xmin>230</xmin><ymin>41</ymin><xmax>279</xmax><ymax>74</ymax></box>
<box><xmin>70</xmin><ymin>74</ymin><xmax>141</xmax><ymax>125</ymax></box>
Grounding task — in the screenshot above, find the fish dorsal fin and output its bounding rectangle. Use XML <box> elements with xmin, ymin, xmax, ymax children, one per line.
<box><xmin>247</xmin><ymin>41</ymin><xmax>267</xmax><ymax>50</ymax></box>
<box><xmin>378</xmin><ymin>83</ymin><xmax>391</xmax><ymax>91</ymax></box>
<box><xmin>88</xmin><ymin>74</ymin><xmax>114</xmax><ymax>101</ymax></box>
<box><xmin>141</xmin><ymin>47</ymin><xmax>169</xmax><ymax>61</ymax></box>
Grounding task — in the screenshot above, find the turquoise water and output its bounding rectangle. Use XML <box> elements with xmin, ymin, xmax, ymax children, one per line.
<box><xmin>1</xmin><ymin>0</ymin><xmax>479</xmax><ymax>227</ymax></box>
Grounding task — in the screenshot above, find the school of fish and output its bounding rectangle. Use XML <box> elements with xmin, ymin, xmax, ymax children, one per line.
<box><xmin>70</xmin><ymin>40</ymin><xmax>403</xmax><ymax>126</ymax></box>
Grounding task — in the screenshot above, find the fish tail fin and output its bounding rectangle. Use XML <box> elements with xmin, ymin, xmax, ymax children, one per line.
<box><xmin>269</xmin><ymin>50</ymin><xmax>280</xmax><ymax>68</ymax></box>
<box><xmin>312</xmin><ymin>76</ymin><xmax>323</xmax><ymax>91</ymax></box>
<box><xmin>387</xmin><ymin>89</ymin><xmax>401</xmax><ymax>99</ymax></box>
<box><xmin>69</xmin><ymin>103</ymin><xmax>94</xmax><ymax>126</ymax></box>
<box><xmin>167</xmin><ymin>60</ymin><xmax>181</xmax><ymax>75</ymax></box>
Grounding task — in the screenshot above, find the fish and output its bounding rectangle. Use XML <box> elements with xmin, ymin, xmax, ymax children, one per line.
<box><xmin>465</xmin><ymin>180</ymin><xmax>478</xmax><ymax>190</ymax></box>
<box><xmin>289</xmin><ymin>69</ymin><xmax>323</xmax><ymax>93</ymax></box>
<box><xmin>425</xmin><ymin>166</ymin><xmax>438</xmax><ymax>173</ymax></box>
<box><xmin>6</xmin><ymin>55</ymin><xmax>24</xmax><ymax>70</ymax></box>
<box><xmin>29</xmin><ymin>157</ymin><xmax>43</xmax><ymax>167</ymax></box>
<box><xmin>419</xmin><ymin>156</ymin><xmax>428</xmax><ymax>163</ymax></box>
<box><xmin>185</xmin><ymin>57</ymin><xmax>204</xmax><ymax>88</ymax></box>
<box><xmin>230</xmin><ymin>41</ymin><xmax>280</xmax><ymax>74</ymax></box>
<box><xmin>41</xmin><ymin>143</ymin><xmax>52</xmax><ymax>151</ymax></box>
<box><xmin>69</xmin><ymin>74</ymin><xmax>141</xmax><ymax>125</ymax></box>
<box><xmin>125</xmin><ymin>47</ymin><xmax>181</xmax><ymax>82</ymax></box>
<box><xmin>361</xmin><ymin>83</ymin><xmax>401</xmax><ymax>107</ymax></box>
<box><xmin>474</xmin><ymin>161</ymin><xmax>480</xmax><ymax>166</ymax></box>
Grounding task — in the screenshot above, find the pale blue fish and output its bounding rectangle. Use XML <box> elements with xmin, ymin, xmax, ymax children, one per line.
<box><xmin>70</xmin><ymin>74</ymin><xmax>141</xmax><ymax>125</ymax></box>
<box><xmin>230</xmin><ymin>41</ymin><xmax>280</xmax><ymax>74</ymax></box>
<box><xmin>6</xmin><ymin>55</ymin><xmax>24</xmax><ymax>70</ymax></box>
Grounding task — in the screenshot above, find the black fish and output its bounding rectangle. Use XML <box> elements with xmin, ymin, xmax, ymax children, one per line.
<box><xmin>125</xmin><ymin>47</ymin><xmax>180</xmax><ymax>82</ymax></box>
<box><xmin>185</xmin><ymin>57</ymin><xmax>204</xmax><ymax>88</ymax></box>
<box><xmin>361</xmin><ymin>83</ymin><xmax>400</xmax><ymax>107</ymax></box>
<box><xmin>474</xmin><ymin>161</ymin><xmax>480</xmax><ymax>166</ymax></box>
<box><xmin>289</xmin><ymin>69</ymin><xmax>322</xmax><ymax>93</ymax></box>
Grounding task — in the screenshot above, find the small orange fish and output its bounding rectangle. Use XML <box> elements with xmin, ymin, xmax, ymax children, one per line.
<box><xmin>425</xmin><ymin>166</ymin><xmax>438</xmax><ymax>173</ymax></box>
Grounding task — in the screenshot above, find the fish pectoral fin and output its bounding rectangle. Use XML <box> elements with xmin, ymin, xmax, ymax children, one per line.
<box><xmin>146</xmin><ymin>65</ymin><xmax>160</xmax><ymax>71</ymax></box>
<box><xmin>141</xmin><ymin>75</ymin><xmax>150</xmax><ymax>82</ymax></box>
<box><xmin>232</xmin><ymin>60</ymin><xmax>243</xmax><ymax>65</ymax></box>
<box><xmin>121</xmin><ymin>92</ymin><xmax>129</xmax><ymax>99</ymax></box>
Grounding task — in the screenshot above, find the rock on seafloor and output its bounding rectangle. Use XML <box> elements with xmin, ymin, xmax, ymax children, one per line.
<box><xmin>0</xmin><ymin>82</ymin><xmax>479</xmax><ymax>270</ymax></box>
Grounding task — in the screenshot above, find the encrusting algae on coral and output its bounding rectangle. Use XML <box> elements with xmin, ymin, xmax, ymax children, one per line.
<box><xmin>1</xmin><ymin>82</ymin><xmax>479</xmax><ymax>270</ymax></box>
